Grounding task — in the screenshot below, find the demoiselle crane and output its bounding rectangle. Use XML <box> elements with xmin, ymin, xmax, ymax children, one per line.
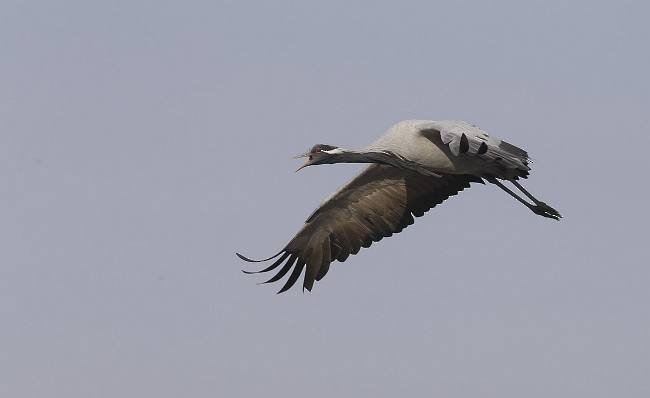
<box><xmin>238</xmin><ymin>120</ymin><xmax>561</xmax><ymax>293</ymax></box>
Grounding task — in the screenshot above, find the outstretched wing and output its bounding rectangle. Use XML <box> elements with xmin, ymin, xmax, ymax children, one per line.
<box><xmin>238</xmin><ymin>164</ymin><xmax>480</xmax><ymax>293</ymax></box>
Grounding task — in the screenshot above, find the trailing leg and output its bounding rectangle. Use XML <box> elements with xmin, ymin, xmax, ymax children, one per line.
<box><xmin>487</xmin><ymin>178</ymin><xmax>561</xmax><ymax>220</ymax></box>
<box><xmin>511</xmin><ymin>180</ymin><xmax>562</xmax><ymax>219</ymax></box>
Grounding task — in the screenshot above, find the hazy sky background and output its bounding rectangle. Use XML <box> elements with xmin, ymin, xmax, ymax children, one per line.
<box><xmin>2</xmin><ymin>1</ymin><xmax>649</xmax><ymax>397</ymax></box>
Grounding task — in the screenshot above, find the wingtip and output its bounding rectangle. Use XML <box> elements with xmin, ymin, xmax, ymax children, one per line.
<box><xmin>235</xmin><ymin>251</ymin><xmax>283</xmax><ymax>263</ymax></box>
<box><xmin>276</xmin><ymin>282</ymin><xmax>292</xmax><ymax>294</ymax></box>
<box><xmin>236</xmin><ymin>252</ymin><xmax>252</xmax><ymax>261</ymax></box>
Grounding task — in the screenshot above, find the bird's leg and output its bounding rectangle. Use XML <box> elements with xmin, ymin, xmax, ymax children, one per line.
<box><xmin>510</xmin><ymin>180</ymin><xmax>541</xmax><ymax>203</ymax></box>
<box><xmin>511</xmin><ymin>180</ymin><xmax>562</xmax><ymax>219</ymax></box>
<box><xmin>487</xmin><ymin>178</ymin><xmax>560</xmax><ymax>220</ymax></box>
<box><xmin>488</xmin><ymin>178</ymin><xmax>536</xmax><ymax>209</ymax></box>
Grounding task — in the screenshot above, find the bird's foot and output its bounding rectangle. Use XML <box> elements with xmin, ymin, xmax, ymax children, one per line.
<box><xmin>532</xmin><ymin>202</ymin><xmax>562</xmax><ymax>220</ymax></box>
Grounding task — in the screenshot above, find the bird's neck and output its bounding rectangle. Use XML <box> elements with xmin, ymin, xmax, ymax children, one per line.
<box><xmin>327</xmin><ymin>150</ymin><xmax>398</xmax><ymax>167</ymax></box>
<box><xmin>328</xmin><ymin>149</ymin><xmax>441</xmax><ymax>177</ymax></box>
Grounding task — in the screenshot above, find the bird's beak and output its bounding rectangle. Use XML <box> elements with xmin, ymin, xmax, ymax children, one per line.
<box><xmin>295</xmin><ymin>159</ymin><xmax>313</xmax><ymax>172</ymax></box>
<box><xmin>295</xmin><ymin>163</ymin><xmax>308</xmax><ymax>172</ymax></box>
<box><xmin>294</xmin><ymin>152</ymin><xmax>312</xmax><ymax>172</ymax></box>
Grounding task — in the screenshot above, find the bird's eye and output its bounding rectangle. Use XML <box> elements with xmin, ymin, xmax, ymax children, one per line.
<box><xmin>309</xmin><ymin>155</ymin><xmax>313</xmax><ymax>160</ymax></box>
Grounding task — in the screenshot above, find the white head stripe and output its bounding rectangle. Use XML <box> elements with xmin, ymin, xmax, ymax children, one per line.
<box><xmin>323</xmin><ymin>148</ymin><xmax>344</xmax><ymax>154</ymax></box>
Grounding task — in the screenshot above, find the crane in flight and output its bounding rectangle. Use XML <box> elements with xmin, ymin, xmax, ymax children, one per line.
<box><xmin>238</xmin><ymin>120</ymin><xmax>561</xmax><ymax>293</ymax></box>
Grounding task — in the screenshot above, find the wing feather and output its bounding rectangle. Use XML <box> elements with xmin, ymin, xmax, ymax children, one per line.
<box><xmin>240</xmin><ymin>164</ymin><xmax>476</xmax><ymax>292</ymax></box>
<box><xmin>425</xmin><ymin>120</ymin><xmax>530</xmax><ymax>178</ymax></box>
<box><xmin>278</xmin><ymin>259</ymin><xmax>305</xmax><ymax>294</ymax></box>
<box><xmin>262</xmin><ymin>254</ymin><xmax>297</xmax><ymax>284</ymax></box>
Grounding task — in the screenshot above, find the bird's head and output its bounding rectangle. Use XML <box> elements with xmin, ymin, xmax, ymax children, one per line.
<box><xmin>295</xmin><ymin>144</ymin><xmax>342</xmax><ymax>171</ymax></box>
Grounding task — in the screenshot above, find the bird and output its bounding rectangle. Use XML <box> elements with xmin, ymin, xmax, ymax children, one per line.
<box><xmin>237</xmin><ymin>120</ymin><xmax>561</xmax><ymax>293</ymax></box>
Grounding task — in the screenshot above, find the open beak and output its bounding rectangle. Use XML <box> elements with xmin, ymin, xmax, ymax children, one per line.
<box><xmin>295</xmin><ymin>163</ymin><xmax>309</xmax><ymax>172</ymax></box>
<box><xmin>293</xmin><ymin>152</ymin><xmax>313</xmax><ymax>172</ymax></box>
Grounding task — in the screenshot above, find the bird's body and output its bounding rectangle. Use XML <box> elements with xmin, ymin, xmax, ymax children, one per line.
<box><xmin>238</xmin><ymin>120</ymin><xmax>560</xmax><ymax>293</ymax></box>
<box><xmin>364</xmin><ymin>120</ymin><xmax>529</xmax><ymax>178</ymax></box>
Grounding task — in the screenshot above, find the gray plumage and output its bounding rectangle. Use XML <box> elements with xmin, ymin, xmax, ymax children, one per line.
<box><xmin>364</xmin><ymin>120</ymin><xmax>529</xmax><ymax>179</ymax></box>
<box><xmin>238</xmin><ymin>120</ymin><xmax>560</xmax><ymax>293</ymax></box>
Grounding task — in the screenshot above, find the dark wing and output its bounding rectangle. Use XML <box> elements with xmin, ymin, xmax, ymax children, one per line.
<box><xmin>238</xmin><ymin>164</ymin><xmax>480</xmax><ymax>293</ymax></box>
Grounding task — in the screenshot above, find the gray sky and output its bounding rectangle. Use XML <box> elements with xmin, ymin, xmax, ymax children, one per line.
<box><xmin>2</xmin><ymin>1</ymin><xmax>649</xmax><ymax>397</ymax></box>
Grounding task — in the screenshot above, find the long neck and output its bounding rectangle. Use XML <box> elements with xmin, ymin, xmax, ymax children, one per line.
<box><xmin>325</xmin><ymin>149</ymin><xmax>408</xmax><ymax>169</ymax></box>
<box><xmin>325</xmin><ymin>149</ymin><xmax>380</xmax><ymax>164</ymax></box>
<box><xmin>326</xmin><ymin>149</ymin><xmax>441</xmax><ymax>177</ymax></box>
